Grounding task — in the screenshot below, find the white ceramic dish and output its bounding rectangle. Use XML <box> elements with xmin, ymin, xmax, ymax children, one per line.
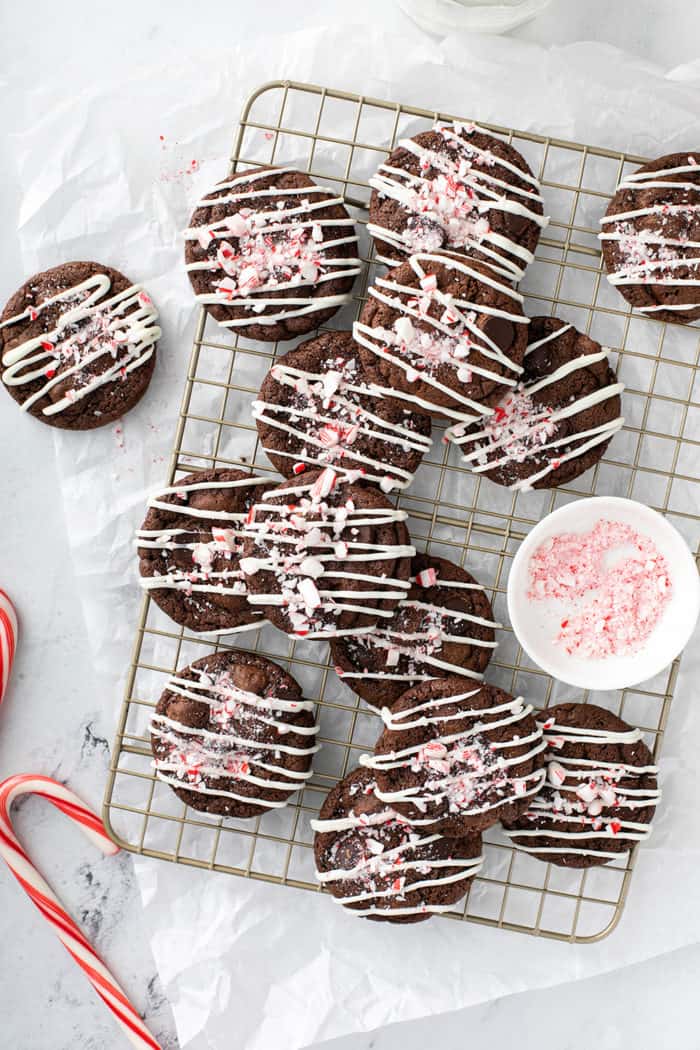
<box><xmin>507</xmin><ymin>496</ymin><xmax>700</xmax><ymax>691</ymax></box>
<box><xmin>398</xmin><ymin>0</ymin><xmax>554</xmax><ymax>35</ymax></box>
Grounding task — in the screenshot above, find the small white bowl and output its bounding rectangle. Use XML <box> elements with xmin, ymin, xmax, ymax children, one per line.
<box><xmin>507</xmin><ymin>496</ymin><xmax>700</xmax><ymax>691</ymax></box>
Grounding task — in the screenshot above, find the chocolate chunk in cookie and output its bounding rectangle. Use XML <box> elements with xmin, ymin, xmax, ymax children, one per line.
<box><xmin>151</xmin><ymin>650</ymin><xmax>318</xmax><ymax>818</ymax></box>
<box><xmin>0</xmin><ymin>261</ymin><xmax>159</xmax><ymax>429</ymax></box>
<box><xmin>503</xmin><ymin>703</ymin><xmax>659</xmax><ymax>868</ymax></box>
<box><xmin>184</xmin><ymin>166</ymin><xmax>361</xmax><ymax>342</ymax></box>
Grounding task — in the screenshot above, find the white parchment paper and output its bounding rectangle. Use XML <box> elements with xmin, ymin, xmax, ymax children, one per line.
<box><xmin>5</xmin><ymin>22</ymin><xmax>700</xmax><ymax>1050</ymax></box>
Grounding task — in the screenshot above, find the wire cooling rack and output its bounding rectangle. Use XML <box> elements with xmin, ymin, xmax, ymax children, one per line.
<box><xmin>103</xmin><ymin>80</ymin><xmax>700</xmax><ymax>943</ymax></box>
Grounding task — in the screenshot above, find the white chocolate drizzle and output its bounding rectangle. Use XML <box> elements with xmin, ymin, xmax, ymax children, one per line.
<box><xmin>599</xmin><ymin>157</ymin><xmax>700</xmax><ymax>315</ymax></box>
<box><xmin>503</xmin><ymin>715</ymin><xmax>660</xmax><ymax>860</ymax></box>
<box><xmin>368</xmin><ymin>122</ymin><xmax>548</xmax><ymax>281</ymax></box>
<box><xmin>184</xmin><ymin>167</ymin><xmax>362</xmax><ymax>328</ymax></box>
<box><xmin>1</xmin><ymin>273</ymin><xmax>159</xmax><ymax>416</ymax></box>
<box><xmin>151</xmin><ymin>663</ymin><xmax>319</xmax><ymax>809</ymax></box>
<box><xmin>446</xmin><ymin>323</ymin><xmax>624</xmax><ymax>489</ymax></box>
<box><xmin>353</xmin><ymin>252</ymin><xmax>528</xmax><ymax>423</ymax></box>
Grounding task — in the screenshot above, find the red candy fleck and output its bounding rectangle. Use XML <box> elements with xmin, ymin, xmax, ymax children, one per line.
<box><xmin>416</xmin><ymin>568</ymin><xmax>438</xmax><ymax>588</ymax></box>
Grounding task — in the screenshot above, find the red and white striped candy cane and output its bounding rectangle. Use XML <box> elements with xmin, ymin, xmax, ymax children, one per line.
<box><xmin>0</xmin><ymin>774</ymin><xmax>161</xmax><ymax>1049</ymax></box>
<box><xmin>0</xmin><ymin>588</ymin><xmax>18</xmax><ymax>706</ymax></box>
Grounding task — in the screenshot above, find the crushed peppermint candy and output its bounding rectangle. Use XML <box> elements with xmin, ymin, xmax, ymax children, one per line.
<box><xmin>474</xmin><ymin>387</ymin><xmax>556</xmax><ymax>467</ymax></box>
<box><xmin>528</xmin><ymin>519</ymin><xmax>673</xmax><ymax>659</ymax></box>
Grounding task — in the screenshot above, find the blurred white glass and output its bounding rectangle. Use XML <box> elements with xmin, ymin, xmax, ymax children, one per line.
<box><xmin>398</xmin><ymin>0</ymin><xmax>555</xmax><ymax>34</ymax></box>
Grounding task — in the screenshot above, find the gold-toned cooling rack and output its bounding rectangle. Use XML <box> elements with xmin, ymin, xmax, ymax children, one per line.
<box><xmin>103</xmin><ymin>80</ymin><xmax>700</xmax><ymax>943</ymax></box>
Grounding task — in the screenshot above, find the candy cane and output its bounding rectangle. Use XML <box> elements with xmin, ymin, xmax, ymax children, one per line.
<box><xmin>0</xmin><ymin>588</ymin><xmax>18</xmax><ymax>705</ymax></box>
<box><xmin>0</xmin><ymin>774</ymin><xmax>161</xmax><ymax>1049</ymax></box>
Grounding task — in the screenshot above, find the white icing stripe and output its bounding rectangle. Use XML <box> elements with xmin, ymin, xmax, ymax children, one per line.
<box><xmin>599</xmin><ymin>158</ymin><xmax>700</xmax><ymax>311</ymax></box>
<box><xmin>503</xmin><ymin>715</ymin><xmax>659</xmax><ymax>859</ymax></box>
<box><xmin>409</xmin><ymin>574</ymin><xmax>484</xmax><ymax>590</ymax></box>
<box><xmin>166</xmin><ymin>675</ymin><xmax>316</xmax><ymax>714</ymax></box>
<box><xmin>1</xmin><ymin>275</ymin><xmax>159</xmax><ymax>416</ymax></box>
<box><xmin>372</xmin><ymin>766</ymin><xmax>546</xmax><ymax>814</ymax></box>
<box><xmin>152</xmin><ymin>713</ymin><xmax>319</xmax><ymax>755</ymax></box>
<box><xmin>368</xmin><ymin>121</ymin><xmax>546</xmax><ymax>280</ymax></box>
<box><xmin>523</xmin><ymin>323</ymin><xmax>572</xmax><ymax>355</ymax></box>
<box><xmin>153</xmin><ymin>771</ymin><xmax>303</xmax><ymax>809</ymax></box>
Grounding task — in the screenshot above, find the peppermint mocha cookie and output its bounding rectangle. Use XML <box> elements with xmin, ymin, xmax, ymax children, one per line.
<box><xmin>240</xmin><ymin>467</ymin><xmax>414</xmax><ymax>638</ymax></box>
<box><xmin>253</xmin><ymin>330</ymin><xmax>432</xmax><ymax>492</ymax></box>
<box><xmin>150</xmin><ymin>650</ymin><xmax>318</xmax><ymax>818</ymax></box>
<box><xmin>362</xmin><ymin>679</ymin><xmax>545</xmax><ymax>837</ymax></box>
<box><xmin>312</xmin><ymin>767</ymin><xmax>483</xmax><ymax>923</ymax></box>
<box><xmin>331</xmin><ymin>553</ymin><xmax>498</xmax><ymax>709</ymax></box>
<box><xmin>137</xmin><ymin>469</ymin><xmax>274</xmax><ymax>635</ymax></box>
<box><xmin>368</xmin><ymin>121</ymin><xmax>547</xmax><ymax>281</ymax></box>
<box><xmin>503</xmin><ymin>703</ymin><xmax>660</xmax><ymax>868</ymax></box>
<box><xmin>354</xmin><ymin>253</ymin><xmax>529</xmax><ymax>421</ymax></box>
<box><xmin>0</xmin><ymin>261</ymin><xmax>159</xmax><ymax>429</ymax></box>
<box><xmin>447</xmin><ymin>317</ymin><xmax>623</xmax><ymax>490</ymax></box>
<box><xmin>600</xmin><ymin>151</ymin><xmax>700</xmax><ymax>324</ymax></box>
<box><xmin>184</xmin><ymin>166</ymin><xmax>361</xmax><ymax>341</ymax></box>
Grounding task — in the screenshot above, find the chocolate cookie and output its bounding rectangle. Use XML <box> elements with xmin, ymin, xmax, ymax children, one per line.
<box><xmin>330</xmin><ymin>553</ymin><xmax>498</xmax><ymax>709</ymax></box>
<box><xmin>362</xmin><ymin>679</ymin><xmax>545</xmax><ymax>837</ymax></box>
<box><xmin>253</xmin><ymin>330</ymin><xmax>432</xmax><ymax>492</ymax></box>
<box><xmin>137</xmin><ymin>469</ymin><xmax>275</xmax><ymax>635</ymax></box>
<box><xmin>311</xmin><ymin>767</ymin><xmax>483</xmax><ymax>922</ymax></box>
<box><xmin>503</xmin><ymin>703</ymin><xmax>660</xmax><ymax>868</ymax></box>
<box><xmin>150</xmin><ymin>650</ymin><xmax>318</xmax><ymax>818</ymax></box>
<box><xmin>368</xmin><ymin>121</ymin><xmax>547</xmax><ymax>282</ymax></box>
<box><xmin>600</xmin><ymin>151</ymin><xmax>700</xmax><ymax>324</ymax></box>
<box><xmin>240</xmin><ymin>467</ymin><xmax>414</xmax><ymax>638</ymax></box>
<box><xmin>0</xmin><ymin>261</ymin><xmax>159</xmax><ymax>429</ymax></box>
<box><xmin>354</xmin><ymin>253</ymin><xmax>528</xmax><ymax>421</ymax></box>
<box><xmin>447</xmin><ymin>317</ymin><xmax>623</xmax><ymax>490</ymax></box>
<box><xmin>184</xmin><ymin>166</ymin><xmax>361</xmax><ymax>341</ymax></box>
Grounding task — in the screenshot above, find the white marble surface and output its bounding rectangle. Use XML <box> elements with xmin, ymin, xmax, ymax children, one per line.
<box><xmin>0</xmin><ymin>2</ymin><xmax>699</xmax><ymax>1048</ymax></box>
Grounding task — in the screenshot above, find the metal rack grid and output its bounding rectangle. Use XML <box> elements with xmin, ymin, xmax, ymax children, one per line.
<box><xmin>103</xmin><ymin>80</ymin><xmax>700</xmax><ymax>943</ymax></box>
